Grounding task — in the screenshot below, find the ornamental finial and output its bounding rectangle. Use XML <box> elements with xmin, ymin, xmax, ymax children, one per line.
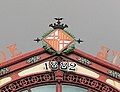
<box><xmin>49</xmin><ymin>18</ymin><xmax>68</xmax><ymax>30</ymax></box>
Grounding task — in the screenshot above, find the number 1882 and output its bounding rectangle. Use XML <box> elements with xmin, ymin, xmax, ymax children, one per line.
<box><xmin>44</xmin><ymin>61</ymin><xmax>77</xmax><ymax>71</ymax></box>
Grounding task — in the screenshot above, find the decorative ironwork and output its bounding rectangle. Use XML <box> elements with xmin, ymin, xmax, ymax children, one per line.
<box><xmin>49</xmin><ymin>18</ymin><xmax>68</xmax><ymax>30</ymax></box>
<box><xmin>76</xmin><ymin>38</ymin><xmax>83</xmax><ymax>44</ymax></box>
<box><xmin>0</xmin><ymin>69</ymin><xmax>119</xmax><ymax>92</ymax></box>
<box><xmin>27</xmin><ymin>56</ymin><xmax>40</xmax><ymax>64</ymax></box>
<box><xmin>0</xmin><ymin>68</ymin><xmax>9</xmax><ymax>76</ymax></box>
<box><xmin>0</xmin><ymin>72</ymin><xmax>55</xmax><ymax>92</ymax></box>
<box><xmin>63</xmin><ymin>72</ymin><xmax>119</xmax><ymax>92</ymax></box>
<box><xmin>34</xmin><ymin>38</ymin><xmax>41</xmax><ymax>43</ymax></box>
<box><xmin>77</xmin><ymin>57</ymin><xmax>92</xmax><ymax>65</ymax></box>
<box><xmin>108</xmin><ymin>70</ymin><xmax>120</xmax><ymax>79</ymax></box>
<box><xmin>63</xmin><ymin>44</ymin><xmax>75</xmax><ymax>54</ymax></box>
<box><xmin>34</xmin><ymin>18</ymin><xmax>83</xmax><ymax>54</ymax></box>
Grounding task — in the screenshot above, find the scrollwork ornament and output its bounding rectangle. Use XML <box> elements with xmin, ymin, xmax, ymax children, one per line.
<box><xmin>63</xmin><ymin>44</ymin><xmax>75</xmax><ymax>54</ymax></box>
<box><xmin>27</xmin><ymin>56</ymin><xmax>40</xmax><ymax>64</ymax></box>
<box><xmin>0</xmin><ymin>68</ymin><xmax>9</xmax><ymax>76</ymax></box>
<box><xmin>78</xmin><ymin>57</ymin><xmax>92</xmax><ymax>65</ymax></box>
<box><xmin>108</xmin><ymin>70</ymin><xmax>120</xmax><ymax>79</ymax></box>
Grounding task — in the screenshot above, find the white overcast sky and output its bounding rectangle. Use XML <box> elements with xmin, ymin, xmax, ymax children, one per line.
<box><xmin>0</xmin><ymin>0</ymin><xmax>120</xmax><ymax>60</ymax></box>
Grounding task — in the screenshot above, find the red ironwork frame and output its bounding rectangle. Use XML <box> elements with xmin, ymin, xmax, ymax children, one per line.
<box><xmin>0</xmin><ymin>48</ymin><xmax>120</xmax><ymax>92</ymax></box>
<box><xmin>0</xmin><ymin>71</ymin><xmax>119</xmax><ymax>92</ymax></box>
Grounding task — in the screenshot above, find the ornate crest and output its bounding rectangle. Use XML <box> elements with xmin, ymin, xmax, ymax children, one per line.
<box><xmin>34</xmin><ymin>18</ymin><xmax>83</xmax><ymax>54</ymax></box>
<box><xmin>43</xmin><ymin>29</ymin><xmax>74</xmax><ymax>52</ymax></box>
